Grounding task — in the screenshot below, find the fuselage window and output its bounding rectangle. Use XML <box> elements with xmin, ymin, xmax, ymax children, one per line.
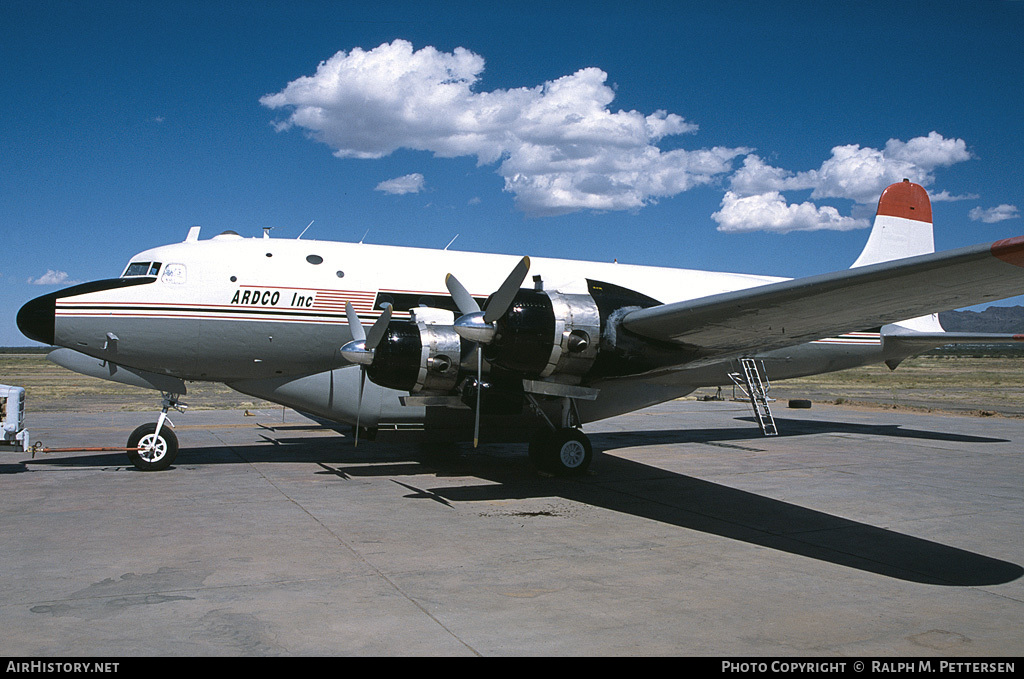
<box><xmin>306</xmin><ymin>254</ymin><xmax>323</xmax><ymax>265</ymax></box>
<box><xmin>161</xmin><ymin>263</ymin><xmax>186</xmax><ymax>284</ymax></box>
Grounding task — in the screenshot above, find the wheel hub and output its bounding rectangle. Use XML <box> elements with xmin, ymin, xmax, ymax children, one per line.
<box><xmin>138</xmin><ymin>434</ymin><xmax>167</xmax><ymax>463</ymax></box>
<box><xmin>559</xmin><ymin>440</ymin><xmax>586</xmax><ymax>468</ymax></box>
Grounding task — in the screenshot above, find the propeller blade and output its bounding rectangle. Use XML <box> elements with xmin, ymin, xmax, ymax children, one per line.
<box><xmin>483</xmin><ymin>256</ymin><xmax>530</xmax><ymax>324</ymax></box>
<box><xmin>365</xmin><ymin>304</ymin><xmax>392</xmax><ymax>351</ymax></box>
<box><xmin>345</xmin><ymin>302</ymin><xmax>365</xmax><ymax>341</ymax></box>
<box><xmin>473</xmin><ymin>346</ymin><xmax>482</xmax><ymax>448</ymax></box>
<box><xmin>346</xmin><ymin>301</ymin><xmax>386</xmax><ymax>448</ymax></box>
<box><xmin>445</xmin><ymin>274</ymin><xmax>480</xmax><ymax>315</ymax></box>
<box><xmin>446</xmin><ymin>256</ymin><xmax>529</xmax><ymax>448</ymax></box>
<box><xmin>354</xmin><ymin>367</ymin><xmax>365</xmax><ymax>447</ymax></box>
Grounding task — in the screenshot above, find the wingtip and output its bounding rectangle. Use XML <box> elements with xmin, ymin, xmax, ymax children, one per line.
<box><xmin>877</xmin><ymin>179</ymin><xmax>932</xmax><ymax>223</ymax></box>
<box><xmin>991</xmin><ymin>235</ymin><xmax>1024</xmax><ymax>267</ymax></box>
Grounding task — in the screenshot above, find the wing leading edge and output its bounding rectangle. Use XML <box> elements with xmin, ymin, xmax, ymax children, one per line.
<box><xmin>621</xmin><ymin>235</ymin><xmax>1024</xmax><ymax>360</ymax></box>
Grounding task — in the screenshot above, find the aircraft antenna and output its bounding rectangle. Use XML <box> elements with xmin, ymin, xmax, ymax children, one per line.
<box><xmin>444</xmin><ymin>234</ymin><xmax>459</xmax><ymax>250</ymax></box>
<box><xmin>298</xmin><ymin>220</ymin><xmax>314</xmax><ymax>240</ymax></box>
<box><xmin>262</xmin><ymin>227</ymin><xmax>273</xmax><ymax>239</ymax></box>
<box><xmin>359</xmin><ymin>229</ymin><xmax>370</xmax><ymax>244</ymax></box>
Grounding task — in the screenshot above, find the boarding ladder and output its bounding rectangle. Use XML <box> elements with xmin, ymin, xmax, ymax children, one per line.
<box><xmin>729</xmin><ymin>358</ymin><xmax>778</xmax><ymax>436</ymax></box>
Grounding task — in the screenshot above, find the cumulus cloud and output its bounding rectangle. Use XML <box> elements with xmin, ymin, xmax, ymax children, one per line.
<box><xmin>261</xmin><ymin>40</ymin><xmax>748</xmax><ymax>216</ymax></box>
<box><xmin>713</xmin><ymin>191</ymin><xmax>868</xmax><ymax>234</ymax></box>
<box><xmin>375</xmin><ymin>173</ymin><xmax>425</xmax><ymax>195</ymax></box>
<box><xmin>969</xmin><ymin>204</ymin><xmax>1020</xmax><ymax>223</ymax></box>
<box><xmin>931</xmin><ymin>190</ymin><xmax>980</xmax><ymax>202</ymax></box>
<box><xmin>261</xmin><ymin>42</ymin><xmax>995</xmax><ymax>232</ymax></box>
<box><xmin>28</xmin><ymin>270</ymin><xmax>80</xmax><ymax>286</ymax></box>
<box><xmin>715</xmin><ymin>132</ymin><xmax>974</xmax><ymax>233</ymax></box>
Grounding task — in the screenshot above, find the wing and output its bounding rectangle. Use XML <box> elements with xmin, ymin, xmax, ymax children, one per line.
<box><xmin>621</xmin><ymin>236</ymin><xmax>1024</xmax><ymax>359</ymax></box>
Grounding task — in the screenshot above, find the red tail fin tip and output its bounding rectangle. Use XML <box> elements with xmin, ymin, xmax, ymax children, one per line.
<box><xmin>876</xmin><ymin>180</ymin><xmax>932</xmax><ymax>223</ymax></box>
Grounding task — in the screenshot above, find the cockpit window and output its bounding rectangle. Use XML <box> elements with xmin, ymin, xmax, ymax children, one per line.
<box><xmin>123</xmin><ymin>261</ymin><xmax>162</xmax><ymax>277</ymax></box>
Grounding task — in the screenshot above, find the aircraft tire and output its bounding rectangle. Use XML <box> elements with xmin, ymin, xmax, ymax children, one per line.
<box><xmin>788</xmin><ymin>399</ymin><xmax>812</xmax><ymax>409</ymax></box>
<box><xmin>530</xmin><ymin>428</ymin><xmax>592</xmax><ymax>476</ymax></box>
<box><xmin>126</xmin><ymin>423</ymin><xmax>179</xmax><ymax>472</ymax></box>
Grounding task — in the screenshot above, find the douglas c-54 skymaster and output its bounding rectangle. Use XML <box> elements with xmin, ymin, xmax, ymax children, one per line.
<box><xmin>16</xmin><ymin>181</ymin><xmax>1024</xmax><ymax>474</ymax></box>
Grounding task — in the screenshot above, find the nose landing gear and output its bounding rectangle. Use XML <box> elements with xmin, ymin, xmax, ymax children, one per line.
<box><xmin>127</xmin><ymin>393</ymin><xmax>185</xmax><ymax>471</ymax></box>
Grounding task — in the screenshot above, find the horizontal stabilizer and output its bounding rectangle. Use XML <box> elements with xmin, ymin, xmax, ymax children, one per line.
<box><xmin>882</xmin><ymin>328</ymin><xmax>1024</xmax><ymax>352</ymax></box>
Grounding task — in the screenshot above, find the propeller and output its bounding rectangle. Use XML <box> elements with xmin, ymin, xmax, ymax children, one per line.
<box><xmin>444</xmin><ymin>256</ymin><xmax>531</xmax><ymax>447</ymax></box>
<box><xmin>446</xmin><ymin>256</ymin><xmax>530</xmax><ymax>343</ymax></box>
<box><xmin>341</xmin><ymin>301</ymin><xmax>392</xmax><ymax>446</ymax></box>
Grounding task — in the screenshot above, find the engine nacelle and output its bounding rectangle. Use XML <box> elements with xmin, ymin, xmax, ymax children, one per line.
<box><xmin>485</xmin><ymin>289</ymin><xmax>601</xmax><ymax>382</ymax></box>
<box><xmin>366</xmin><ymin>308</ymin><xmax>463</xmax><ymax>393</ymax></box>
<box><xmin>359</xmin><ymin>280</ymin><xmax>669</xmax><ymax>398</ymax></box>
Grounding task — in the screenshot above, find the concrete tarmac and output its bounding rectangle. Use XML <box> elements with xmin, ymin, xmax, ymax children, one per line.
<box><xmin>1</xmin><ymin>400</ymin><xmax>1022</xmax><ymax>657</ymax></box>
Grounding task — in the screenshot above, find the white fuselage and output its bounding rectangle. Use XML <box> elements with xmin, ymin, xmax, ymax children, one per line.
<box><xmin>39</xmin><ymin>230</ymin><xmax>898</xmax><ymax>429</ymax></box>
<box><xmin>56</xmin><ymin>232</ymin><xmax>788</xmax><ymax>381</ymax></box>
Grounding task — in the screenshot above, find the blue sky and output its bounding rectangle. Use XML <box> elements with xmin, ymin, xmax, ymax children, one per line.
<box><xmin>3</xmin><ymin>0</ymin><xmax>1023</xmax><ymax>346</ymax></box>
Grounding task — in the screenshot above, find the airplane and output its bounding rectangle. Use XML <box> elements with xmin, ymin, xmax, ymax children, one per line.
<box><xmin>15</xmin><ymin>180</ymin><xmax>1024</xmax><ymax>474</ymax></box>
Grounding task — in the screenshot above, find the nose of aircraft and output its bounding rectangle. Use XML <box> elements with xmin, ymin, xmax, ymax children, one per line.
<box><xmin>17</xmin><ymin>293</ymin><xmax>56</xmax><ymax>345</ymax></box>
<box><xmin>16</xmin><ymin>276</ymin><xmax>158</xmax><ymax>347</ymax></box>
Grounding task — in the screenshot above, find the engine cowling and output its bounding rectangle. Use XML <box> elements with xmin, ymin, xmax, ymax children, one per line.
<box><xmin>364</xmin><ymin>308</ymin><xmax>464</xmax><ymax>393</ymax></box>
<box><xmin>484</xmin><ymin>289</ymin><xmax>601</xmax><ymax>382</ymax></box>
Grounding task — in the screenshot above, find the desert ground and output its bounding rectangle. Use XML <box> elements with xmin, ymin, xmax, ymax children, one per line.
<box><xmin>2</xmin><ymin>352</ymin><xmax>1022</xmax><ymax>418</ymax></box>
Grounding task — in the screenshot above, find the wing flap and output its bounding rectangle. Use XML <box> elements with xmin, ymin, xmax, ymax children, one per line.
<box><xmin>621</xmin><ymin>236</ymin><xmax>1024</xmax><ymax>357</ymax></box>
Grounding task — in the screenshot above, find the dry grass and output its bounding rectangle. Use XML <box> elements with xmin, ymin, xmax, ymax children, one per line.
<box><xmin>694</xmin><ymin>356</ymin><xmax>1024</xmax><ymax>418</ymax></box>
<box><xmin>2</xmin><ymin>353</ymin><xmax>1023</xmax><ymax>418</ymax></box>
<box><xmin>0</xmin><ymin>354</ymin><xmax>276</xmax><ymax>413</ymax></box>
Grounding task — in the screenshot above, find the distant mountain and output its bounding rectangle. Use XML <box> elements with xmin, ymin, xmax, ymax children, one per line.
<box><xmin>939</xmin><ymin>306</ymin><xmax>1024</xmax><ymax>333</ymax></box>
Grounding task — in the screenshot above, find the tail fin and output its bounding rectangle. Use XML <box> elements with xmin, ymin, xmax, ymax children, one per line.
<box><xmin>852</xmin><ymin>179</ymin><xmax>934</xmax><ymax>268</ymax></box>
<box><xmin>856</xmin><ymin>180</ymin><xmax>943</xmax><ymax>333</ymax></box>
<box><xmin>855</xmin><ymin>180</ymin><xmax>1024</xmax><ymax>364</ymax></box>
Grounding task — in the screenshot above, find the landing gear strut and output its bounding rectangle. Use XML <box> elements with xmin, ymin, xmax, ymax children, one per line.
<box><xmin>526</xmin><ymin>394</ymin><xmax>593</xmax><ymax>476</ymax></box>
<box><xmin>126</xmin><ymin>393</ymin><xmax>185</xmax><ymax>471</ymax></box>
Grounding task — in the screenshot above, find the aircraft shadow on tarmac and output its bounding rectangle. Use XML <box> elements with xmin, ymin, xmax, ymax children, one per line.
<box><xmin>15</xmin><ymin>416</ymin><xmax>1021</xmax><ymax>587</ymax></box>
<box><xmin>393</xmin><ymin>453</ymin><xmax>1023</xmax><ymax>589</ymax></box>
<box><xmin>597</xmin><ymin>417</ymin><xmax>1011</xmax><ymax>447</ymax></box>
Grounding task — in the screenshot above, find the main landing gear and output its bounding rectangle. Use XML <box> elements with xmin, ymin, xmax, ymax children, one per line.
<box><xmin>526</xmin><ymin>394</ymin><xmax>593</xmax><ymax>476</ymax></box>
<box><xmin>126</xmin><ymin>393</ymin><xmax>185</xmax><ymax>471</ymax></box>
